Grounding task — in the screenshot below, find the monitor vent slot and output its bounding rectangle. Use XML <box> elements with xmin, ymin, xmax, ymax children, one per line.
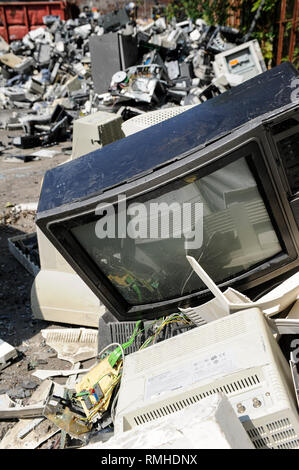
<box><xmin>184</xmin><ymin>312</ymin><xmax>207</xmax><ymax>327</ymax></box>
<box><xmin>133</xmin><ymin>374</ymin><xmax>260</xmax><ymax>426</ymax></box>
<box><xmin>110</xmin><ymin>322</ymin><xmax>140</xmax><ymax>355</ymax></box>
<box><xmin>122</xmin><ymin>106</ymin><xmax>194</xmax><ymax>137</ymax></box>
<box><xmin>277</xmin><ymin>440</ymin><xmax>299</xmax><ymax>449</ymax></box>
<box><xmin>245</xmin><ymin>421</ymin><xmax>298</xmax><ymax>449</ymax></box>
<box><xmin>247</xmin><ymin>426</ymin><xmax>266</xmax><ymax>439</ymax></box>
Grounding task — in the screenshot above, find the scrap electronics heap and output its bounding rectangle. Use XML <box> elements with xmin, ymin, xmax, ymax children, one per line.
<box><xmin>0</xmin><ymin>6</ymin><xmax>266</xmax><ymax>148</ymax></box>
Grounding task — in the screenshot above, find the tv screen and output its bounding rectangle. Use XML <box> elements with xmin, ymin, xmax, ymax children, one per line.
<box><xmin>70</xmin><ymin>155</ymin><xmax>281</xmax><ymax>306</ymax></box>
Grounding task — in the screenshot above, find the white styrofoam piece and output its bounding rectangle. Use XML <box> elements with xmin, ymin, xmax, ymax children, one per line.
<box><xmin>83</xmin><ymin>393</ymin><xmax>253</xmax><ymax>449</ymax></box>
<box><xmin>259</xmin><ymin>272</ymin><xmax>299</xmax><ymax>316</ymax></box>
<box><xmin>181</xmin><ymin>256</ymin><xmax>299</xmax><ymax>322</ymax></box>
<box><xmin>30</xmin><ymin>149</ymin><xmax>58</xmax><ymax>158</ymax></box>
<box><xmin>0</xmin><ymin>339</ymin><xmax>17</xmax><ymax>365</ymax></box>
<box><xmin>0</xmin><ymin>394</ymin><xmax>15</xmax><ymax>408</ymax></box>
<box><xmin>13</xmin><ymin>202</ymin><xmax>38</xmax><ymax>213</ymax></box>
<box><xmin>17</xmin><ymin>418</ymin><xmax>46</xmax><ymax>439</ymax></box>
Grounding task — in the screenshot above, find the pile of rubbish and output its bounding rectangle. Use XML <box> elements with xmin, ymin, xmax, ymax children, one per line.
<box><xmin>0</xmin><ymin>8</ymin><xmax>266</xmax><ymax>150</ymax></box>
<box><xmin>5</xmin><ymin>5</ymin><xmax>299</xmax><ymax>452</ymax></box>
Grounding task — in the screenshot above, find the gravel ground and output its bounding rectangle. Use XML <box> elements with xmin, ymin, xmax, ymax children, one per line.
<box><xmin>0</xmin><ymin>119</ymin><xmax>83</xmax><ymax>447</ymax></box>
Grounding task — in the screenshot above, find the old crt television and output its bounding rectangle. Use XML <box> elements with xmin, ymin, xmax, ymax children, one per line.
<box><xmin>36</xmin><ymin>62</ymin><xmax>299</xmax><ymax>321</ymax></box>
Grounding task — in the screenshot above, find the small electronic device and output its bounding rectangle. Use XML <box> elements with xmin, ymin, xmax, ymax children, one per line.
<box><xmin>44</xmin><ymin>382</ymin><xmax>93</xmax><ymax>441</ymax></box>
<box><xmin>0</xmin><ymin>339</ymin><xmax>18</xmax><ymax>370</ymax></box>
<box><xmin>36</xmin><ymin>63</ymin><xmax>299</xmax><ymax>322</ymax></box>
<box><xmin>44</xmin><ymin>345</ymin><xmax>126</xmax><ymax>438</ymax></box>
<box><xmin>213</xmin><ymin>40</ymin><xmax>266</xmax><ymax>83</ymax></box>
<box><xmin>114</xmin><ymin>308</ymin><xmax>299</xmax><ymax>449</ymax></box>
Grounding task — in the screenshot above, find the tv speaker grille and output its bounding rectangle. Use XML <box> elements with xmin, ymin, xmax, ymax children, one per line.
<box><xmin>132</xmin><ymin>373</ymin><xmax>261</xmax><ymax>427</ymax></box>
<box><xmin>133</xmin><ymin>314</ymin><xmax>247</xmax><ymax>374</ymax></box>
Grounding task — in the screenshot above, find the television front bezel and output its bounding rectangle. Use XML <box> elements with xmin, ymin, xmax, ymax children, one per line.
<box><xmin>36</xmin><ymin>117</ymin><xmax>299</xmax><ymax>321</ymax></box>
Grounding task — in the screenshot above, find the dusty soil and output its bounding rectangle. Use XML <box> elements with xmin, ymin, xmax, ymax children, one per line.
<box><xmin>0</xmin><ymin>120</ymin><xmax>83</xmax><ymax>447</ymax></box>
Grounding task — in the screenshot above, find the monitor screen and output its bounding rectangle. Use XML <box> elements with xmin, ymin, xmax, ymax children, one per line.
<box><xmin>70</xmin><ymin>156</ymin><xmax>282</xmax><ymax>306</ymax></box>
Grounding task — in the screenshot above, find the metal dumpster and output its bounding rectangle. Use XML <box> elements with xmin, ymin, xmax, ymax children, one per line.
<box><xmin>0</xmin><ymin>1</ymin><xmax>75</xmax><ymax>43</ymax></box>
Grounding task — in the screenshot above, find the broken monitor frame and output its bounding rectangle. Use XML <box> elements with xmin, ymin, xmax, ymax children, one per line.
<box><xmin>213</xmin><ymin>39</ymin><xmax>266</xmax><ymax>82</ymax></box>
<box><xmin>36</xmin><ymin>63</ymin><xmax>299</xmax><ymax>321</ymax></box>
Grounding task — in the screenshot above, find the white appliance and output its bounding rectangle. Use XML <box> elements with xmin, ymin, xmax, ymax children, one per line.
<box><xmin>72</xmin><ymin>111</ymin><xmax>125</xmax><ymax>159</ymax></box>
<box><xmin>115</xmin><ymin>307</ymin><xmax>299</xmax><ymax>449</ymax></box>
<box><xmin>121</xmin><ymin>105</ymin><xmax>196</xmax><ymax>136</ymax></box>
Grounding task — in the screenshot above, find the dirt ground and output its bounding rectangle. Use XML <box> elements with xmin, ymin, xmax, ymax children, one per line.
<box><xmin>0</xmin><ymin>119</ymin><xmax>89</xmax><ymax>447</ymax></box>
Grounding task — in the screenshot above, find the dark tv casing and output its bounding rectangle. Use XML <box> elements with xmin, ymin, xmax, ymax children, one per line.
<box><xmin>36</xmin><ymin>62</ymin><xmax>299</xmax><ymax>321</ymax></box>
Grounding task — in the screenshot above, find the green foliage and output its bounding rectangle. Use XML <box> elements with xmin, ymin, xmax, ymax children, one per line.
<box><xmin>166</xmin><ymin>1</ymin><xmax>200</xmax><ymax>22</ymax></box>
<box><xmin>166</xmin><ymin>0</ymin><xmax>297</xmax><ymax>68</ymax></box>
